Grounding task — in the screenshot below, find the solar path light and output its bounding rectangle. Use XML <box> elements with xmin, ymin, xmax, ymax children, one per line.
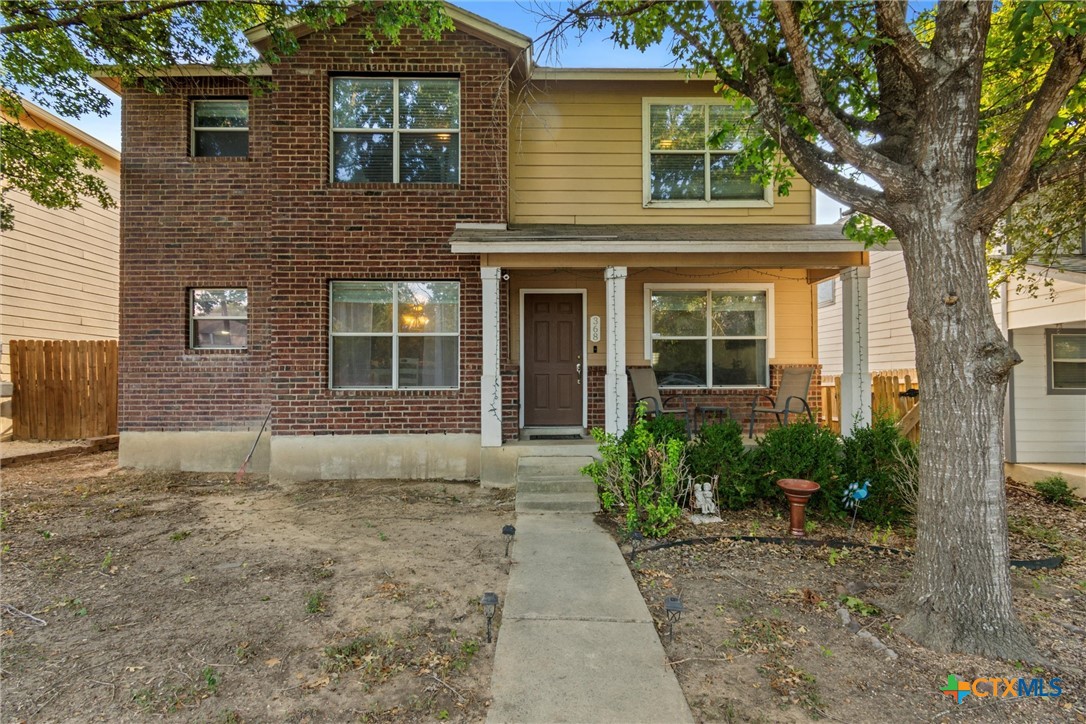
<box><xmin>664</xmin><ymin>595</ymin><xmax>684</xmax><ymax>640</ymax></box>
<box><xmin>481</xmin><ymin>591</ymin><xmax>499</xmax><ymax>643</ymax></box>
<box><xmin>502</xmin><ymin>524</ymin><xmax>516</xmax><ymax>556</ymax></box>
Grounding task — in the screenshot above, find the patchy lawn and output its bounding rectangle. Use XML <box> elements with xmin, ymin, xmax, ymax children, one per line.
<box><xmin>608</xmin><ymin>482</ymin><xmax>1086</xmax><ymax>723</ymax></box>
<box><xmin>1</xmin><ymin>452</ymin><xmax>514</xmax><ymax>722</ymax></box>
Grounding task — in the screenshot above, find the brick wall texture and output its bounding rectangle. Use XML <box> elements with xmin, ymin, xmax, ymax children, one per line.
<box><xmin>120</xmin><ymin>19</ymin><xmax>510</xmax><ymax>435</ymax></box>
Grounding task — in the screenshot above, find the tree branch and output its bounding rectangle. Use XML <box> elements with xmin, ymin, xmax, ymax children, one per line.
<box><xmin>705</xmin><ymin>1</ymin><xmax>893</xmax><ymax>221</ymax></box>
<box><xmin>968</xmin><ymin>35</ymin><xmax>1086</xmax><ymax>227</ymax></box>
<box><xmin>770</xmin><ymin>0</ymin><xmax>913</xmax><ymax>197</ymax></box>
<box><xmin>874</xmin><ymin>0</ymin><xmax>933</xmax><ymax>81</ymax></box>
<box><xmin>2</xmin><ymin>0</ymin><xmax>201</xmax><ymax>35</ymax></box>
<box><xmin>1014</xmin><ymin>152</ymin><xmax>1086</xmax><ymax>204</ymax></box>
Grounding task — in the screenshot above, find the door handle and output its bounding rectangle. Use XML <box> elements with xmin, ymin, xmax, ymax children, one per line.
<box><xmin>576</xmin><ymin>362</ymin><xmax>582</xmax><ymax>384</ymax></box>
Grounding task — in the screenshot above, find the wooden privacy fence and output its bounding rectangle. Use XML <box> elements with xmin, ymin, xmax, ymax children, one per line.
<box><xmin>821</xmin><ymin>369</ymin><xmax>920</xmax><ymax>443</ymax></box>
<box><xmin>9</xmin><ymin>340</ymin><xmax>118</xmax><ymax>440</ymax></box>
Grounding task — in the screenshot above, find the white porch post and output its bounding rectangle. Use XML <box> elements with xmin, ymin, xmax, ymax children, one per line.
<box><xmin>605</xmin><ymin>266</ymin><xmax>628</xmax><ymax>436</ymax></box>
<box><xmin>840</xmin><ymin>266</ymin><xmax>871</xmax><ymax>430</ymax></box>
<box><xmin>480</xmin><ymin>266</ymin><xmax>502</xmax><ymax>447</ymax></box>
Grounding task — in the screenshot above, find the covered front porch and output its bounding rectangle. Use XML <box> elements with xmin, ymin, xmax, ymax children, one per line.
<box><xmin>452</xmin><ymin>224</ymin><xmax>875</xmax><ymax>486</ymax></box>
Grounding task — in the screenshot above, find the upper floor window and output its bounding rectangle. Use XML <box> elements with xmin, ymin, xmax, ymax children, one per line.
<box><xmin>331</xmin><ymin>78</ymin><xmax>460</xmax><ymax>184</ymax></box>
<box><xmin>646</xmin><ymin>284</ymin><xmax>773</xmax><ymax>388</ymax></box>
<box><xmin>191</xmin><ymin>100</ymin><xmax>248</xmax><ymax>157</ymax></box>
<box><xmin>643</xmin><ymin>99</ymin><xmax>769</xmax><ymax>207</ymax></box>
<box><xmin>190</xmin><ymin>288</ymin><xmax>248</xmax><ymax>349</ymax></box>
<box><xmin>1047</xmin><ymin>329</ymin><xmax>1086</xmax><ymax>394</ymax></box>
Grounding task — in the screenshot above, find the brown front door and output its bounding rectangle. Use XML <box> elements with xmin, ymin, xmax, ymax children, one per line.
<box><xmin>524</xmin><ymin>294</ymin><xmax>583</xmax><ymax>427</ymax></box>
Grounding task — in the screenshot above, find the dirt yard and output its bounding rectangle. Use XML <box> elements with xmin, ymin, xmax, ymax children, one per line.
<box><xmin>1</xmin><ymin>452</ymin><xmax>514</xmax><ymax>722</ymax></box>
<box><xmin>614</xmin><ymin>484</ymin><xmax>1086</xmax><ymax>723</ymax></box>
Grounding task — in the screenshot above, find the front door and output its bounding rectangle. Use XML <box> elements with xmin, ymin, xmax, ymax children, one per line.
<box><xmin>523</xmin><ymin>294</ymin><xmax>583</xmax><ymax>427</ymax></box>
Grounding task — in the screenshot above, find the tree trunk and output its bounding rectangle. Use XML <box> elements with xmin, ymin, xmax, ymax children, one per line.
<box><xmin>896</xmin><ymin>210</ymin><xmax>1035</xmax><ymax>660</ymax></box>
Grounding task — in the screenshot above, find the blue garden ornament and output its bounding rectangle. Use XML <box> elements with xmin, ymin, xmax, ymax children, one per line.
<box><xmin>842</xmin><ymin>480</ymin><xmax>871</xmax><ymax>531</ymax></box>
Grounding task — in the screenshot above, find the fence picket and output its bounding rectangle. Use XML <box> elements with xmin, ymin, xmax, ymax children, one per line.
<box><xmin>821</xmin><ymin>369</ymin><xmax>920</xmax><ymax>442</ymax></box>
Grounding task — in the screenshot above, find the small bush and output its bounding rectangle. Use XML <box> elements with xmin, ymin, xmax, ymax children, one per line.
<box><xmin>751</xmin><ymin>422</ymin><xmax>841</xmax><ymax>510</ymax></box>
<box><xmin>688</xmin><ymin>420</ymin><xmax>755</xmax><ymax>509</ymax></box>
<box><xmin>583</xmin><ymin>404</ymin><xmax>690</xmax><ymax>537</ymax></box>
<box><xmin>1034</xmin><ymin>476</ymin><xmax>1078</xmax><ymax>507</ymax></box>
<box><xmin>633</xmin><ymin>413</ymin><xmax>689</xmax><ymax>445</ymax></box>
<box><xmin>839</xmin><ymin>415</ymin><xmax>917</xmax><ymax>522</ymax></box>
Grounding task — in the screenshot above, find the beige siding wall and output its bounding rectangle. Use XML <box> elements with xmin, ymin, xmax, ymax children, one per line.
<box><xmin>510</xmin><ymin>80</ymin><xmax>814</xmax><ymax>225</ymax></box>
<box><xmin>1007</xmin><ymin>276</ymin><xmax>1086</xmax><ymax>329</ymax></box>
<box><xmin>508</xmin><ymin>267</ymin><xmax>816</xmax><ymax>368</ymax></box>
<box><xmin>1</xmin><ymin>118</ymin><xmax>120</xmax><ymax>379</ymax></box>
<box><xmin>1011</xmin><ymin>325</ymin><xmax>1086</xmax><ymax>464</ymax></box>
<box><xmin>817</xmin><ymin>250</ymin><xmax>915</xmax><ymax>375</ymax></box>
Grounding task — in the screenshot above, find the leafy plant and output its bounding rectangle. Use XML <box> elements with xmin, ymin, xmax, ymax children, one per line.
<box><xmin>840</xmin><ymin>414</ymin><xmax>917</xmax><ymax>522</ymax></box>
<box><xmin>840</xmin><ymin>595</ymin><xmax>880</xmax><ymax>617</ymax></box>
<box><xmin>1033</xmin><ymin>476</ymin><xmax>1078</xmax><ymax>507</ymax></box>
<box><xmin>582</xmin><ymin>404</ymin><xmax>691</xmax><ymax>537</ymax></box>
<box><xmin>305</xmin><ymin>590</ymin><xmax>326</xmax><ymax>614</ymax></box>
<box><xmin>687</xmin><ymin>420</ymin><xmax>755</xmax><ymax>509</ymax></box>
<box><xmin>201</xmin><ymin>666</ymin><xmax>220</xmax><ymax>693</ymax></box>
<box><xmin>750</xmin><ymin>422</ymin><xmax>841</xmax><ymax>508</ymax></box>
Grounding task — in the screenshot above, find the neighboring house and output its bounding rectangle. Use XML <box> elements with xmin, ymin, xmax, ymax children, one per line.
<box><xmin>818</xmin><ymin>249</ymin><xmax>1086</xmax><ymax>472</ymax></box>
<box><xmin>100</xmin><ymin>4</ymin><xmax>874</xmax><ymax>483</ymax></box>
<box><xmin>0</xmin><ymin>99</ymin><xmax>121</xmax><ymax>439</ymax></box>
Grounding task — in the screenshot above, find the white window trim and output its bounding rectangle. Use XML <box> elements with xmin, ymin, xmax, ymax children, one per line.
<box><xmin>817</xmin><ymin>279</ymin><xmax>837</xmax><ymax>307</ymax></box>
<box><xmin>190</xmin><ymin>288</ymin><xmax>248</xmax><ymax>350</ymax></box>
<box><xmin>641</xmin><ymin>97</ymin><xmax>773</xmax><ymax>209</ymax></box>
<box><xmin>1047</xmin><ymin>328</ymin><xmax>1086</xmax><ymax>395</ymax></box>
<box><xmin>328</xmin><ymin>281</ymin><xmax>461</xmax><ymax>391</ymax></box>
<box><xmin>643</xmin><ymin>283</ymin><xmax>774</xmax><ymax>388</ymax></box>
<box><xmin>329</xmin><ymin>77</ymin><xmax>460</xmax><ymax>184</ymax></box>
<box><xmin>190</xmin><ymin>100</ymin><xmax>249</xmax><ymax>158</ymax></box>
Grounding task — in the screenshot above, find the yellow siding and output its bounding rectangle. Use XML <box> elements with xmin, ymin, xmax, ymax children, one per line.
<box><xmin>507</xmin><ymin>267</ymin><xmax>815</xmax><ymax>367</ymax></box>
<box><xmin>1</xmin><ymin>114</ymin><xmax>120</xmax><ymax>380</ymax></box>
<box><xmin>510</xmin><ymin>80</ymin><xmax>814</xmax><ymax>225</ymax></box>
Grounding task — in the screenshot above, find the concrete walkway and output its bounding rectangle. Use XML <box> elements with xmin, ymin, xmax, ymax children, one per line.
<box><xmin>487</xmin><ymin>513</ymin><xmax>694</xmax><ymax>724</ymax></box>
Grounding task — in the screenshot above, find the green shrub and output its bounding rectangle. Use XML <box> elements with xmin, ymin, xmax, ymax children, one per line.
<box><xmin>1033</xmin><ymin>476</ymin><xmax>1078</xmax><ymax>507</ymax></box>
<box><xmin>632</xmin><ymin>413</ymin><xmax>689</xmax><ymax>445</ymax></box>
<box><xmin>751</xmin><ymin>422</ymin><xmax>841</xmax><ymax>510</ymax></box>
<box><xmin>839</xmin><ymin>415</ymin><xmax>917</xmax><ymax>522</ymax></box>
<box><xmin>688</xmin><ymin>420</ymin><xmax>755</xmax><ymax>509</ymax></box>
<box><xmin>583</xmin><ymin>404</ymin><xmax>690</xmax><ymax>537</ymax></box>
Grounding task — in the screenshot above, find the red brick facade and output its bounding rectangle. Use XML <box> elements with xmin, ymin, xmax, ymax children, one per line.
<box><xmin>120</xmin><ymin>20</ymin><xmax>511</xmax><ymax>436</ymax></box>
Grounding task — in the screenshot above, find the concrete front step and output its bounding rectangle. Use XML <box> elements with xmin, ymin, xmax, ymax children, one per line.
<box><xmin>515</xmin><ymin>492</ymin><xmax>599</xmax><ymax>513</ymax></box>
<box><xmin>515</xmin><ymin>455</ymin><xmax>599</xmax><ymax>513</ymax></box>
<box><xmin>516</xmin><ymin>456</ymin><xmax>595</xmax><ymax>481</ymax></box>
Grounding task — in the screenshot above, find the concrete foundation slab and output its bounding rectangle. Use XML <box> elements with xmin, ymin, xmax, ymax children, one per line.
<box><xmin>120</xmin><ymin>431</ymin><xmax>269</xmax><ymax>473</ymax></box>
<box><xmin>271</xmin><ymin>433</ymin><xmax>480</xmax><ymax>481</ymax></box>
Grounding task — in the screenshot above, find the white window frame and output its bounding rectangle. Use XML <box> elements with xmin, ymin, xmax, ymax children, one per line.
<box><xmin>329</xmin><ymin>281</ymin><xmax>461</xmax><ymax>390</ymax></box>
<box><xmin>644</xmin><ymin>283</ymin><xmax>774</xmax><ymax>389</ymax></box>
<box><xmin>1047</xmin><ymin>328</ymin><xmax>1086</xmax><ymax>395</ymax></box>
<box><xmin>190</xmin><ymin>288</ymin><xmax>248</xmax><ymax>350</ymax></box>
<box><xmin>329</xmin><ymin>77</ymin><xmax>460</xmax><ymax>184</ymax></box>
<box><xmin>190</xmin><ymin>99</ymin><xmax>249</xmax><ymax>158</ymax></box>
<box><xmin>642</xmin><ymin>97</ymin><xmax>772</xmax><ymax>209</ymax></box>
<box><xmin>817</xmin><ymin>279</ymin><xmax>836</xmax><ymax>307</ymax></box>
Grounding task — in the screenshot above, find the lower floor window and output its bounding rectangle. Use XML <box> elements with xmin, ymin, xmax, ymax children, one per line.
<box><xmin>190</xmin><ymin>288</ymin><xmax>248</xmax><ymax>349</ymax></box>
<box><xmin>1048</xmin><ymin>329</ymin><xmax>1086</xmax><ymax>392</ymax></box>
<box><xmin>649</xmin><ymin>287</ymin><xmax>769</xmax><ymax>387</ymax></box>
<box><xmin>330</xmin><ymin>281</ymin><xmax>460</xmax><ymax>389</ymax></box>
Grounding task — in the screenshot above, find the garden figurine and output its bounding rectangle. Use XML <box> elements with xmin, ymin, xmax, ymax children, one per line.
<box><xmin>842</xmin><ymin>480</ymin><xmax>871</xmax><ymax>531</ymax></box>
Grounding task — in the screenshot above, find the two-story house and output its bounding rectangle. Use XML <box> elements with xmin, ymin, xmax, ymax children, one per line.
<box><xmin>100</xmin><ymin>4</ymin><xmax>874</xmax><ymax>483</ymax></box>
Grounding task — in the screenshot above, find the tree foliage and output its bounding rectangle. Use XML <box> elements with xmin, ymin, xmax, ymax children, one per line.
<box><xmin>0</xmin><ymin>0</ymin><xmax>451</xmax><ymax>229</ymax></box>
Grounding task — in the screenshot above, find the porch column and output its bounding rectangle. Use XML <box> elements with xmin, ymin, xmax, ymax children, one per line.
<box><xmin>605</xmin><ymin>266</ymin><xmax>628</xmax><ymax>436</ymax></box>
<box><xmin>480</xmin><ymin>266</ymin><xmax>502</xmax><ymax>447</ymax></box>
<box><xmin>840</xmin><ymin>266</ymin><xmax>871</xmax><ymax>430</ymax></box>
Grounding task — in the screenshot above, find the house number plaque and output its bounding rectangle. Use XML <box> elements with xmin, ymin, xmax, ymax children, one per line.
<box><xmin>590</xmin><ymin>316</ymin><xmax>601</xmax><ymax>342</ymax></box>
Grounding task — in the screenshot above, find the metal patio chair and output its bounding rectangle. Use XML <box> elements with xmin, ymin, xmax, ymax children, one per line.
<box><xmin>627</xmin><ymin>367</ymin><xmax>690</xmax><ymax>431</ymax></box>
<box><xmin>748</xmin><ymin>366</ymin><xmax>815</xmax><ymax>437</ymax></box>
